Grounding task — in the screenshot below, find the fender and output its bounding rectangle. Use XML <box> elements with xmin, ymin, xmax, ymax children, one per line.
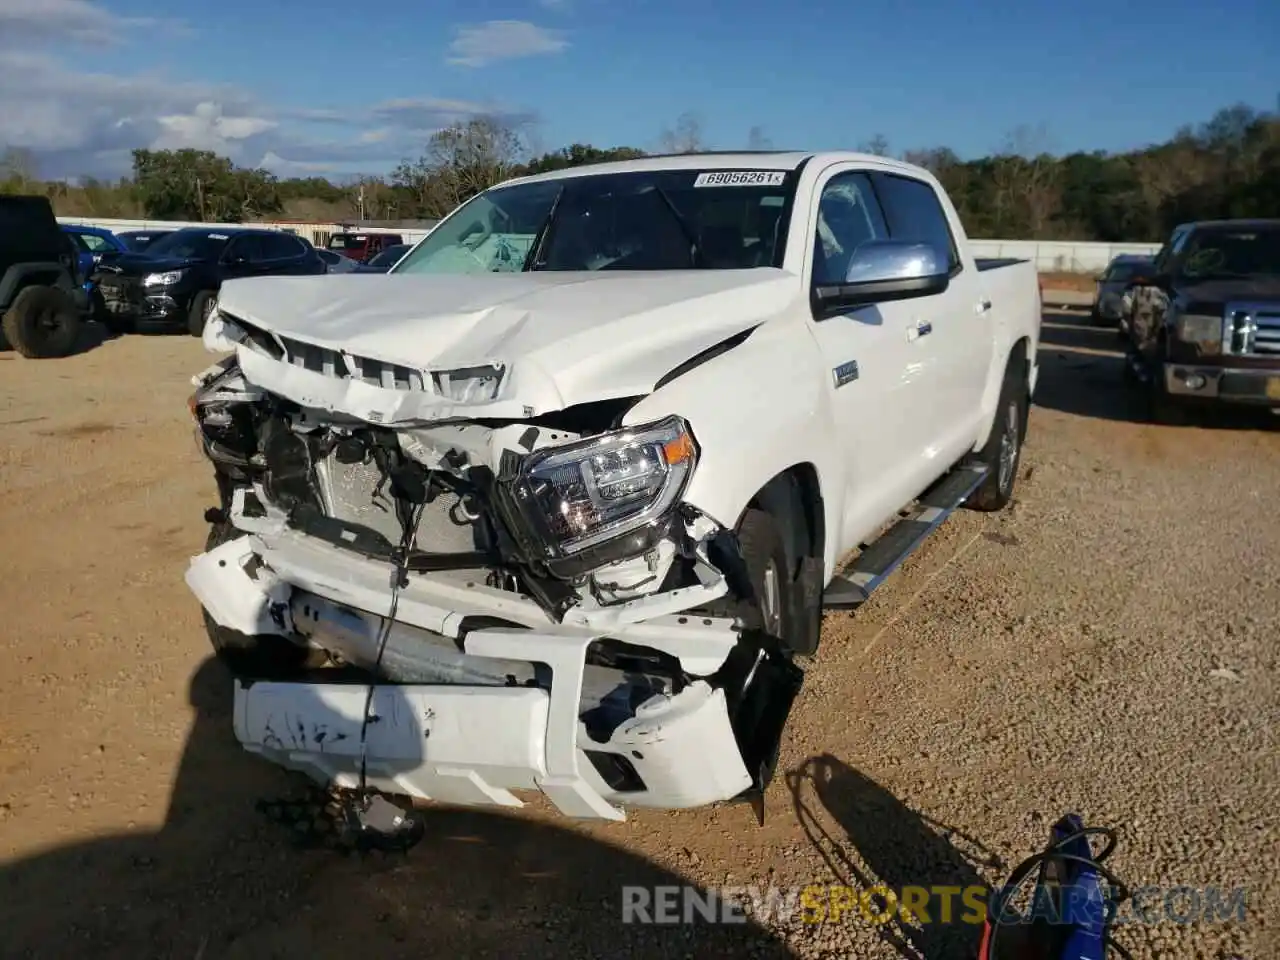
<box><xmin>0</xmin><ymin>262</ymin><xmax>76</xmax><ymax>306</ymax></box>
<box><xmin>623</xmin><ymin>316</ymin><xmax>847</xmax><ymax>579</ymax></box>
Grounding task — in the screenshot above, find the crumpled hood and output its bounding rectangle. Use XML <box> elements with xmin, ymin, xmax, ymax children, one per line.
<box><xmin>213</xmin><ymin>269</ymin><xmax>797</xmax><ymax>421</ymax></box>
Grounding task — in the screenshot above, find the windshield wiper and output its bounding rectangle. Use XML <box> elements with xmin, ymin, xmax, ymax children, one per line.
<box><xmin>524</xmin><ymin>185</ymin><xmax>565</xmax><ymax>271</ymax></box>
<box><xmin>646</xmin><ymin>185</ymin><xmax>706</xmax><ymax>267</ymax></box>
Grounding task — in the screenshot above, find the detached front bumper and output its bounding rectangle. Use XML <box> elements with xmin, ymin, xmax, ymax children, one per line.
<box><xmin>1164</xmin><ymin>364</ymin><xmax>1280</xmax><ymax>406</ymax></box>
<box><xmin>185</xmin><ymin>499</ymin><xmax>780</xmax><ymax>821</ymax></box>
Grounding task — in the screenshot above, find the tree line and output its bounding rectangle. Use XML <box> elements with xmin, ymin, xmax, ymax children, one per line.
<box><xmin>1</xmin><ymin>102</ymin><xmax>1276</xmax><ymax>243</ymax></box>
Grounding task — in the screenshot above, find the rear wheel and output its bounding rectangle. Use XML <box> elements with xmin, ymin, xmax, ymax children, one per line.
<box><xmin>967</xmin><ymin>353</ymin><xmax>1029</xmax><ymax>512</ymax></box>
<box><xmin>1</xmin><ymin>285</ymin><xmax>81</xmax><ymax>358</ymax></box>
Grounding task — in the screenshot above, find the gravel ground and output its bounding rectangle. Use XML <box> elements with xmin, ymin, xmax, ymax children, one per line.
<box><xmin>0</xmin><ymin>312</ymin><xmax>1276</xmax><ymax>959</ymax></box>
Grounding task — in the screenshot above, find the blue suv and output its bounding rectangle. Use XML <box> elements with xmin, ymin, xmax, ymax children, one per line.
<box><xmin>60</xmin><ymin>224</ymin><xmax>128</xmax><ymax>292</ymax></box>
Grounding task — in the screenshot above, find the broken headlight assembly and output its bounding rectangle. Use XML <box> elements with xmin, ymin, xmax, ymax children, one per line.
<box><xmin>510</xmin><ymin>416</ymin><xmax>698</xmax><ymax>566</ymax></box>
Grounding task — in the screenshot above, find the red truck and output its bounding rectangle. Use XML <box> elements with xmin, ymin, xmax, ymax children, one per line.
<box><xmin>325</xmin><ymin>230</ymin><xmax>404</xmax><ymax>264</ymax></box>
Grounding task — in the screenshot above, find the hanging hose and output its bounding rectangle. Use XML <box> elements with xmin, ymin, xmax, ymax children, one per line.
<box><xmin>980</xmin><ymin>814</ymin><xmax>1133</xmax><ymax>960</ymax></box>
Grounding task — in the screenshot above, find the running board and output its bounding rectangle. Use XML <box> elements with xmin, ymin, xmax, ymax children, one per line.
<box><xmin>822</xmin><ymin>464</ymin><xmax>989</xmax><ymax>610</ymax></box>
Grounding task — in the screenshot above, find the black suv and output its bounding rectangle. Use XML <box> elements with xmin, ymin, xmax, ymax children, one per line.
<box><xmin>92</xmin><ymin>226</ymin><xmax>326</xmax><ymax>336</ymax></box>
<box><xmin>0</xmin><ymin>195</ymin><xmax>87</xmax><ymax>358</ymax></box>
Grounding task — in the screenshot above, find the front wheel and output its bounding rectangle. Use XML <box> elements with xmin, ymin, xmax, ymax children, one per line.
<box><xmin>966</xmin><ymin>356</ymin><xmax>1029</xmax><ymax>512</ymax></box>
<box><xmin>188</xmin><ymin>290</ymin><xmax>217</xmax><ymax>337</ymax></box>
<box><xmin>724</xmin><ymin>508</ymin><xmax>819</xmax><ymax>657</ymax></box>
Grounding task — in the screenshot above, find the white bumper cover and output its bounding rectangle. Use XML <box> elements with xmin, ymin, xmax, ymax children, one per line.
<box><xmin>188</xmin><ymin>532</ymin><xmax>754</xmax><ymax>821</ymax></box>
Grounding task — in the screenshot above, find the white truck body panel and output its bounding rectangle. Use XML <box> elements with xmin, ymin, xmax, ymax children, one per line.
<box><xmin>187</xmin><ymin>151</ymin><xmax>1041</xmax><ymax>820</ymax></box>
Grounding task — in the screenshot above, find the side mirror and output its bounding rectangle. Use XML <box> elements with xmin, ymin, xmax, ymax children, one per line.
<box><xmin>224</xmin><ymin>254</ymin><xmax>248</xmax><ymax>266</ymax></box>
<box><xmin>814</xmin><ymin>240</ymin><xmax>950</xmax><ymax>317</ymax></box>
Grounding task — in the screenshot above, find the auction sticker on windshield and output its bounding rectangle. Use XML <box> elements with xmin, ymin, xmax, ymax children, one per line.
<box><xmin>694</xmin><ymin>171</ymin><xmax>787</xmax><ymax>187</ymax></box>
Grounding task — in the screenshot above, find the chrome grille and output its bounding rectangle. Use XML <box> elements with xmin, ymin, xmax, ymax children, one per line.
<box><xmin>276</xmin><ymin>334</ymin><xmax>428</xmax><ymax>391</ymax></box>
<box><xmin>1225</xmin><ymin>302</ymin><xmax>1280</xmax><ymax>356</ymax></box>
<box><xmin>220</xmin><ymin>313</ymin><xmax>428</xmax><ymax>392</ymax></box>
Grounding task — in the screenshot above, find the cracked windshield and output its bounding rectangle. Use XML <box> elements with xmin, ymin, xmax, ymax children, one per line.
<box><xmin>392</xmin><ymin>170</ymin><xmax>792</xmax><ymax>274</ymax></box>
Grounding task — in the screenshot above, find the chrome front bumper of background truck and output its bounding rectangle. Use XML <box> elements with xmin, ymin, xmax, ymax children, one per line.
<box><xmin>185</xmin><ymin>507</ymin><xmax>759</xmax><ymax>822</ymax></box>
<box><xmin>1164</xmin><ymin>364</ymin><xmax>1280</xmax><ymax>405</ymax></box>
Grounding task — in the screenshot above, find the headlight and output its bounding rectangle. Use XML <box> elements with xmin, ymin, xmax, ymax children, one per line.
<box><xmin>1174</xmin><ymin>313</ymin><xmax>1223</xmax><ymax>354</ymax></box>
<box><xmin>512</xmin><ymin>416</ymin><xmax>698</xmax><ymax>558</ymax></box>
<box><xmin>143</xmin><ymin>270</ymin><xmax>184</xmax><ymax>287</ymax></box>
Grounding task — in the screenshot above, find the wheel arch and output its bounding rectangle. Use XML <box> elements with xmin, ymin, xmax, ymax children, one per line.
<box><xmin>975</xmin><ymin>335</ymin><xmax>1032</xmax><ymax>449</ymax></box>
<box><xmin>739</xmin><ymin>463</ymin><xmax>826</xmax><ymax>579</ymax></box>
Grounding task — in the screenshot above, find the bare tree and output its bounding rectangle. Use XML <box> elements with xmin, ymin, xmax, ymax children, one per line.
<box><xmin>0</xmin><ymin>147</ymin><xmax>38</xmax><ymax>190</ymax></box>
<box><xmin>658</xmin><ymin>112</ymin><xmax>706</xmax><ymax>154</ymax></box>
<box><xmin>991</xmin><ymin>124</ymin><xmax>1062</xmax><ymax>237</ymax></box>
<box><xmin>857</xmin><ymin>134</ymin><xmax>891</xmax><ymax>157</ymax></box>
<box><xmin>393</xmin><ymin>117</ymin><xmax>525</xmax><ymax>218</ymax></box>
<box><xmin>746</xmin><ymin>126</ymin><xmax>773</xmax><ymax>151</ymax></box>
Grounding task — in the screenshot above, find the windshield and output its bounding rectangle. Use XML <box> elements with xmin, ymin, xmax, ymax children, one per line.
<box><xmin>328</xmin><ymin>234</ymin><xmax>366</xmax><ymax>250</ymax></box>
<box><xmin>367</xmin><ymin>244</ymin><xmax>410</xmax><ymax>269</ymax></box>
<box><xmin>1180</xmin><ymin>227</ymin><xmax>1280</xmax><ymax>280</ymax></box>
<box><xmin>1103</xmin><ymin>261</ymin><xmax>1146</xmax><ymax>283</ymax></box>
<box><xmin>392</xmin><ymin>168</ymin><xmax>796</xmax><ymax>275</ymax></box>
<box><xmin>143</xmin><ymin>229</ymin><xmax>232</xmax><ymax>260</ymax></box>
<box><xmin>121</xmin><ymin>233</ymin><xmax>167</xmax><ymax>251</ymax></box>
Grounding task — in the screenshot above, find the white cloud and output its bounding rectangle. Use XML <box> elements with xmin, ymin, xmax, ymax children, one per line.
<box><xmin>0</xmin><ymin>0</ymin><xmax>184</xmax><ymax>47</ymax></box>
<box><xmin>0</xmin><ymin>3</ymin><xmax>539</xmax><ymax>180</ymax></box>
<box><xmin>446</xmin><ymin>20</ymin><xmax>568</xmax><ymax>68</ymax></box>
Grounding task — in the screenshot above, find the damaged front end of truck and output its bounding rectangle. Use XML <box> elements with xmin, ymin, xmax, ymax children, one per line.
<box><xmin>185</xmin><ymin>310</ymin><xmax>802</xmax><ymax>822</ymax></box>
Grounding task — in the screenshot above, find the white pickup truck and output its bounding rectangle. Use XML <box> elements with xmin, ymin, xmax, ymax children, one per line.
<box><xmin>186</xmin><ymin>151</ymin><xmax>1041</xmax><ymax>824</ymax></box>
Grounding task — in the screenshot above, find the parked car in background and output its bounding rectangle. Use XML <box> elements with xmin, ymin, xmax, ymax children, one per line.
<box><xmin>61</xmin><ymin>224</ymin><xmax>128</xmax><ymax>292</ymax></box>
<box><xmin>1091</xmin><ymin>254</ymin><xmax>1152</xmax><ymax>332</ymax></box>
<box><xmin>326</xmin><ymin>231</ymin><xmax>404</xmax><ymax>263</ymax></box>
<box><xmin>315</xmin><ymin>248</ymin><xmax>364</xmax><ymax>274</ymax></box>
<box><xmin>116</xmin><ymin>229</ymin><xmax>175</xmax><ymax>253</ymax></box>
<box><xmin>364</xmin><ymin>243</ymin><xmax>413</xmax><ymax>271</ymax></box>
<box><xmin>188</xmin><ymin>151</ymin><xmax>1042</xmax><ymax>824</ymax></box>
<box><xmin>92</xmin><ymin>227</ymin><xmax>326</xmax><ymax>336</ymax></box>
<box><xmin>2</xmin><ymin>197</ymin><xmax>87</xmax><ymax>358</ymax></box>
<box><xmin>1121</xmin><ymin>218</ymin><xmax>1280</xmax><ymax>422</ymax></box>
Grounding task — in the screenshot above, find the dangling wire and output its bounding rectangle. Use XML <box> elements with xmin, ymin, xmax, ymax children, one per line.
<box><xmin>355</xmin><ymin>494</ymin><xmax>426</xmax><ymax>805</ymax></box>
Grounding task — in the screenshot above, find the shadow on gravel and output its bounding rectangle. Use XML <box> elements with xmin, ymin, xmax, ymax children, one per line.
<box><xmin>787</xmin><ymin>754</ymin><xmax>997</xmax><ymax>960</ymax></box>
<box><xmin>1034</xmin><ymin>310</ymin><xmax>1280</xmax><ymax>430</ymax></box>
<box><xmin>0</xmin><ymin>657</ymin><xmax>791</xmax><ymax>960</ymax></box>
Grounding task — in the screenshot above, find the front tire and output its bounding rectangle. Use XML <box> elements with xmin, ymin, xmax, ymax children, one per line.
<box><xmin>2</xmin><ymin>286</ymin><xmax>81</xmax><ymax>358</ymax></box>
<box><xmin>731</xmin><ymin>508</ymin><xmax>817</xmax><ymax>657</ymax></box>
<box><xmin>188</xmin><ymin>290</ymin><xmax>217</xmax><ymax>337</ymax></box>
<box><xmin>967</xmin><ymin>354</ymin><xmax>1029</xmax><ymax>512</ymax></box>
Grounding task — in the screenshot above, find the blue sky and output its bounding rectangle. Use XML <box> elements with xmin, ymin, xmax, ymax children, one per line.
<box><xmin>2</xmin><ymin>0</ymin><xmax>1277</xmax><ymax>180</ymax></box>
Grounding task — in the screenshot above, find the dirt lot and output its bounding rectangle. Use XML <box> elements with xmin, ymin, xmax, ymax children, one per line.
<box><xmin>1</xmin><ymin>314</ymin><xmax>1277</xmax><ymax>960</ymax></box>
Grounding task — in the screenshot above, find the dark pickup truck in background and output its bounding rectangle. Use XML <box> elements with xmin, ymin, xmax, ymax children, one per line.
<box><xmin>1122</xmin><ymin>218</ymin><xmax>1280</xmax><ymax>422</ymax></box>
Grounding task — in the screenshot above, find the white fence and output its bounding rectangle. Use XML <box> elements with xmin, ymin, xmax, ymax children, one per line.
<box><xmin>58</xmin><ymin>215</ymin><xmax>1163</xmax><ymax>273</ymax></box>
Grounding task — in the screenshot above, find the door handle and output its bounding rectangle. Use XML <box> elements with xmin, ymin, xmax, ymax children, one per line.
<box><xmin>906</xmin><ymin>320</ymin><xmax>933</xmax><ymax>342</ymax></box>
<box><xmin>977</xmin><ymin>298</ymin><xmax>992</xmax><ymax>314</ymax></box>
